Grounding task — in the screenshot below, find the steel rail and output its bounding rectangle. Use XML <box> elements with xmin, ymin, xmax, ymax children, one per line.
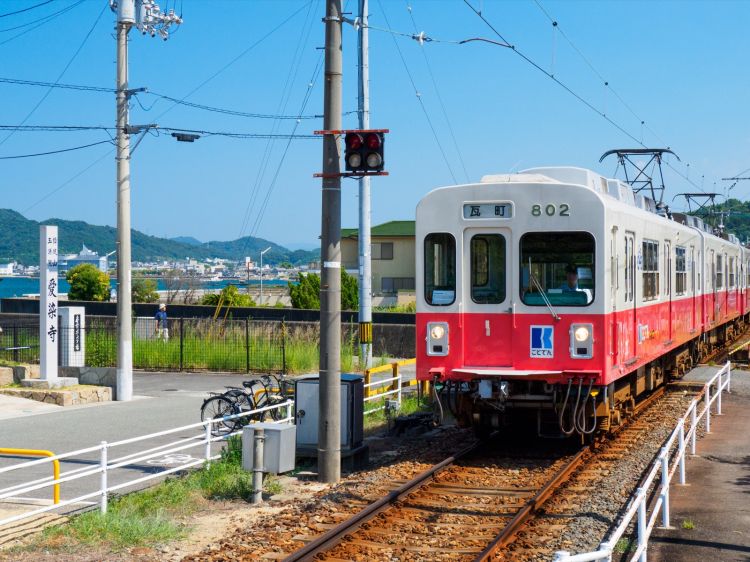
<box><xmin>473</xmin><ymin>385</ymin><xmax>668</xmax><ymax>561</ymax></box>
<box><xmin>281</xmin><ymin>440</ymin><xmax>481</xmax><ymax>562</ymax></box>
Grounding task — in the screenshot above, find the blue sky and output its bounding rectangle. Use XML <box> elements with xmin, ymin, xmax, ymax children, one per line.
<box><xmin>1</xmin><ymin>0</ymin><xmax>749</xmax><ymax>250</ymax></box>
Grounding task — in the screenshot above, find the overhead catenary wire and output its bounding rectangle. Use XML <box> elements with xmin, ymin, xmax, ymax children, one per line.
<box><xmin>0</xmin><ymin>0</ymin><xmax>107</xmax><ymax>150</ymax></box>
<box><xmin>405</xmin><ymin>1</ymin><xmax>470</xmax><ymax>183</ymax></box>
<box><xmin>376</xmin><ymin>0</ymin><xmax>458</xmax><ymax>184</ymax></box>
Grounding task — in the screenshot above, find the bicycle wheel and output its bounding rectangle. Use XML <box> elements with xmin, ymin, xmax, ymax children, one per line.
<box><xmin>223</xmin><ymin>389</ymin><xmax>256</xmax><ymax>426</ymax></box>
<box><xmin>201</xmin><ymin>396</ymin><xmax>238</xmax><ymax>435</ymax></box>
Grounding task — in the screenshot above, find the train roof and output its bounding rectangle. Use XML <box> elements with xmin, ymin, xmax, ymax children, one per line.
<box><xmin>477</xmin><ymin>166</ymin><xmax>742</xmax><ymax>246</ymax></box>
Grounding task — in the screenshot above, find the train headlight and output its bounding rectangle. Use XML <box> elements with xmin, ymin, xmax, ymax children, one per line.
<box><xmin>430</xmin><ymin>325</ymin><xmax>445</xmax><ymax>340</ymax></box>
<box><xmin>574</xmin><ymin>326</ymin><xmax>590</xmax><ymax>342</ymax></box>
<box><xmin>570</xmin><ymin>323</ymin><xmax>593</xmax><ymax>359</ymax></box>
<box><xmin>427</xmin><ymin>322</ymin><xmax>449</xmax><ymax>356</ymax></box>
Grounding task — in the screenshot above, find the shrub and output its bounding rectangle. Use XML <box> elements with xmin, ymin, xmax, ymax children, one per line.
<box><xmin>66</xmin><ymin>264</ymin><xmax>110</xmax><ymax>301</ymax></box>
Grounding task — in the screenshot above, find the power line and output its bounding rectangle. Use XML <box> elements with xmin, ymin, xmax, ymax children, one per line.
<box><xmin>0</xmin><ymin>0</ymin><xmax>107</xmax><ymax>149</ymax></box>
<box><xmin>0</xmin><ymin>76</ymin><xmax>114</xmax><ymax>92</ymax></box>
<box><xmin>152</xmin><ymin>0</ymin><xmax>314</xmax><ymax>121</ymax></box>
<box><xmin>0</xmin><ymin>139</ymin><xmax>113</xmax><ymax>160</ymax></box>
<box><xmin>0</xmin><ymin>0</ymin><xmax>84</xmax><ymax>47</ymax></box>
<box><xmin>0</xmin><ymin>0</ymin><xmax>54</xmax><ymax>19</ymax></box>
<box><xmin>0</xmin><ymin>0</ymin><xmax>83</xmax><ymax>32</ymax></box>
<box><xmin>377</xmin><ymin>0</ymin><xmax>457</xmax><ymax>184</ymax></box>
<box><xmin>405</xmin><ymin>1</ymin><xmax>470</xmax><ymax>183</ymax></box>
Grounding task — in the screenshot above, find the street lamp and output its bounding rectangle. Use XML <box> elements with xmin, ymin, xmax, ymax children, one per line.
<box><xmin>260</xmin><ymin>247</ymin><xmax>271</xmax><ymax>306</ymax></box>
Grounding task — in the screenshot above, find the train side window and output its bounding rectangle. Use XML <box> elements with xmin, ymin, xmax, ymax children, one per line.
<box><xmin>470</xmin><ymin>235</ymin><xmax>506</xmax><ymax>304</ymax></box>
<box><xmin>642</xmin><ymin>239</ymin><xmax>659</xmax><ymax>301</ymax></box>
<box><xmin>624</xmin><ymin>235</ymin><xmax>635</xmax><ymax>302</ymax></box>
<box><xmin>675</xmin><ymin>246</ymin><xmax>687</xmax><ymax>295</ymax></box>
<box><xmin>716</xmin><ymin>253</ymin><xmax>724</xmax><ymax>289</ymax></box>
<box><xmin>729</xmin><ymin>256</ymin><xmax>736</xmax><ymax>288</ymax></box>
<box><xmin>424</xmin><ymin>233</ymin><xmax>456</xmax><ymax>306</ymax></box>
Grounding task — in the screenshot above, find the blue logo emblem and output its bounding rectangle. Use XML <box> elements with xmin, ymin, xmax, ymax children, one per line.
<box><xmin>530</xmin><ymin>326</ymin><xmax>554</xmax><ymax>358</ymax></box>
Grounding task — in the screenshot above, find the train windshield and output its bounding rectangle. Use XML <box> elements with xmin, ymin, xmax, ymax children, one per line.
<box><xmin>520</xmin><ymin>232</ymin><xmax>595</xmax><ymax>306</ymax></box>
<box><xmin>424</xmin><ymin>233</ymin><xmax>456</xmax><ymax>305</ymax></box>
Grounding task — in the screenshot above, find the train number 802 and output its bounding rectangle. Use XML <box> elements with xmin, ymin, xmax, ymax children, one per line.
<box><xmin>531</xmin><ymin>203</ymin><xmax>570</xmax><ymax>217</ymax></box>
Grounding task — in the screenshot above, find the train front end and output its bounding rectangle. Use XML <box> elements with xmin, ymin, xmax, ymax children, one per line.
<box><xmin>416</xmin><ymin>168</ymin><xmax>609</xmax><ymax>437</ymax></box>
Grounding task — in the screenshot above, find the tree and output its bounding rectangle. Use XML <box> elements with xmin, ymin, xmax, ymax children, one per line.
<box><xmin>201</xmin><ymin>284</ymin><xmax>255</xmax><ymax>308</ymax></box>
<box><xmin>66</xmin><ymin>264</ymin><xmax>110</xmax><ymax>302</ymax></box>
<box><xmin>288</xmin><ymin>271</ymin><xmax>358</xmax><ymax>310</ymax></box>
<box><xmin>341</xmin><ymin>269</ymin><xmax>358</xmax><ymax>311</ymax></box>
<box><xmin>289</xmin><ymin>273</ymin><xmax>320</xmax><ymax>309</ymax></box>
<box><xmin>132</xmin><ymin>278</ymin><xmax>159</xmax><ymax>303</ymax></box>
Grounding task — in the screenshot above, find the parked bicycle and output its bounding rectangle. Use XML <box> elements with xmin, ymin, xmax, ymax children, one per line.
<box><xmin>200</xmin><ymin>374</ymin><xmax>294</xmax><ymax>435</ymax></box>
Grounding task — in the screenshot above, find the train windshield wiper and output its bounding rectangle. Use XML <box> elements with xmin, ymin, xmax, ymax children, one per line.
<box><xmin>528</xmin><ymin>258</ymin><xmax>560</xmax><ymax>321</ymax></box>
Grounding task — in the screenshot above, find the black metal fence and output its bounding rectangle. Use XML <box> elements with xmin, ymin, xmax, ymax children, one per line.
<box><xmin>0</xmin><ymin>317</ymin><xmax>299</xmax><ymax>374</ymax></box>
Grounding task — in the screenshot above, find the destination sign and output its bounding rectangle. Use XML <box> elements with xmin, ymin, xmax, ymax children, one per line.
<box><xmin>463</xmin><ymin>203</ymin><xmax>513</xmax><ymax>219</ymax></box>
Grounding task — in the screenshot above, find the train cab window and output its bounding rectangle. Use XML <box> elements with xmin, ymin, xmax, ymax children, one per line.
<box><xmin>642</xmin><ymin>240</ymin><xmax>659</xmax><ymax>301</ymax></box>
<box><xmin>471</xmin><ymin>235</ymin><xmax>506</xmax><ymax>304</ymax></box>
<box><xmin>519</xmin><ymin>232</ymin><xmax>595</xmax><ymax>306</ymax></box>
<box><xmin>675</xmin><ymin>246</ymin><xmax>687</xmax><ymax>295</ymax></box>
<box><xmin>424</xmin><ymin>233</ymin><xmax>456</xmax><ymax>306</ymax></box>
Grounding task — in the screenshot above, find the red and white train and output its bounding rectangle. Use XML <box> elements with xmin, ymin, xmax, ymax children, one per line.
<box><xmin>415</xmin><ymin>167</ymin><xmax>748</xmax><ymax>436</ymax></box>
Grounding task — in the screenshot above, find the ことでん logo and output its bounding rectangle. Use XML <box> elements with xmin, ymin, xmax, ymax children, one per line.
<box><xmin>530</xmin><ymin>326</ymin><xmax>554</xmax><ymax>358</ymax></box>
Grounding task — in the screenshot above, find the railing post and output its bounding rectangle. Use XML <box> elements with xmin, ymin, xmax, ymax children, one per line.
<box><xmin>12</xmin><ymin>324</ymin><xmax>19</xmax><ymax>363</ymax></box>
<box><xmin>597</xmin><ymin>540</ymin><xmax>612</xmax><ymax>562</ymax></box>
<box><xmin>717</xmin><ymin>370</ymin><xmax>723</xmax><ymax>415</ymax></box>
<box><xmin>552</xmin><ymin>552</ymin><xmax>570</xmax><ymax>562</ymax></box>
<box><xmin>364</xmin><ymin>369</ymin><xmax>371</xmax><ymax>399</ymax></box>
<box><xmin>705</xmin><ymin>384</ymin><xmax>712</xmax><ymax>434</ymax></box>
<box><xmin>727</xmin><ymin>363</ymin><xmax>731</xmax><ymax>393</ymax></box>
<box><xmin>637</xmin><ymin>488</ymin><xmax>648</xmax><ymax>562</ymax></box>
<box><xmin>690</xmin><ymin>404</ymin><xmax>697</xmax><ymax>455</ymax></box>
<box><xmin>252</xmin><ymin>428</ymin><xmax>265</xmax><ymax>504</ymax></box>
<box><xmin>204</xmin><ymin>422</ymin><xmax>212</xmax><ymax>462</ymax></box>
<box><xmin>660</xmin><ymin>447</ymin><xmax>670</xmax><ymax>528</ymax></box>
<box><xmin>678</xmin><ymin>420</ymin><xmax>686</xmax><ymax>485</ymax></box>
<box><xmin>391</xmin><ymin>362</ymin><xmax>401</xmax><ymax>407</ymax></box>
<box><xmin>179</xmin><ymin>317</ymin><xmax>184</xmax><ymax>372</ymax></box>
<box><xmin>100</xmin><ymin>441</ymin><xmax>108</xmax><ymax>514</ymax></box>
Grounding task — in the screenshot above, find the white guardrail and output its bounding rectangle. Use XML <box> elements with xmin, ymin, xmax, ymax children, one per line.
<box><xmin>0</xmin><ymin>400</ymin><xmax>293</xmax><ymax>527</ymax></box>
<box><xmin>363</xmin><ymin>372</ymin><xmax>402</xmax><ymax>415</ymax></box>
<box><xmin>554</xmin><ymin>361</ymin><xmax>732</xmax><ymax>562</ymax></box>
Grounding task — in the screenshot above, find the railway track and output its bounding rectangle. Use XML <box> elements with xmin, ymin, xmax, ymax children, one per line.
<box><xmin>281</xmin><ymin>389</ymin><xmax>667</xmax><ymax>562</ymax></box>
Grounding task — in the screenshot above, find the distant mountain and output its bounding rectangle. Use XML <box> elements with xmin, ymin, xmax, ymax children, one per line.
<box><xmin>171</xmin><ymin>236</ymin><xmax>202</xmax><ymax>246</ymax></box>
<box><xmin>0</xmin><ymin>209</ymin><xmax>319</xmax><ymax>266</ymax></box>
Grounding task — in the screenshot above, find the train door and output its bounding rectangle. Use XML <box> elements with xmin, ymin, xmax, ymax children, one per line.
<box><xmin>462</xmin><ymin>228</ymin><xmax>512</xmax><ymax>366</ymax></box>
<box><xmin>665</xmin><ymin>240</ymin><xmax>672</xmax><ymax>341</ymax></box>
<box><xmin>610</xmin><ymin>228</ymin><xmax>619</xmax><ymax>364</ymax></box>
<box><xmin>625</xmin><ymin>232</ymin><xmax>637</xmax><ymax>361</ymax></box>
<box><xmin>690</xmin><ymin>246</ymin><xmax>696</xmax><ymax>332</ymax></box>
<box><xmin>711</xmin><ymin>250</ymin><xmax>718</xmax><ymax>324</ymax></box>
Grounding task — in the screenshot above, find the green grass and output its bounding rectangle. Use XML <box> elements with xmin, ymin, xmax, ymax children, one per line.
<box><xmin>681</xmin><ymin>518</ymin><xmax>695</xmax><ymax>530</ymax></box>
<box><xmin>364</xmin><ymin>393</ymin><xmax>430</xmax><ymax>429</ymax></box>
<box><xmin>614</xmin><ymin>538</ymin><xmax>635</xmax><ymax>554</ymax></box>
<box><xmin>30</xmin><ymin>436</ymin><xmax>266</xmax><ymax>552</ymax></box>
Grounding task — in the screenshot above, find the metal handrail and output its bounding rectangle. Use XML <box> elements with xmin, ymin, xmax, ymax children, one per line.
<box><xmin>0</xmin><ymin>448</ymin><xmax>60</xmax><ymax>504</ymax></box>
<box><xmin>554</xmin><ymin>362</ymin><xmax>732</xmax><ymax>562</ymax></box>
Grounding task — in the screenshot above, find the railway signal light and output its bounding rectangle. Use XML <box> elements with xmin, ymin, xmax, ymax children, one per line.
<box><xmin>345</xmin><ymin>131</ymin><xmax>385</xmax><ymax>173</ymax></box>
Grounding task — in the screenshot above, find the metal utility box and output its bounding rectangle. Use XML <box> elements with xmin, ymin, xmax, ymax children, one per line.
<box><xmin>242</xmin><ymin>423</ymin><xmax>296</xmax><ymax>474</ymax></box>
<box><xmin>295</xmin><ymin>374</ymin><xmax>364</xmax><ymax>453</ymax></box>
<box><xmin>59</xmin><ymin>307</ymin><xmax>85</xmax><ymax>367</ymax></box>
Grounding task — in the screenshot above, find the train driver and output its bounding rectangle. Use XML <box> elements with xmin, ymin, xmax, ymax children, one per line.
<box><xmin>561</xmin><ymin>264</ymin><xmax>580</xmax><ymax>292</ymax></box>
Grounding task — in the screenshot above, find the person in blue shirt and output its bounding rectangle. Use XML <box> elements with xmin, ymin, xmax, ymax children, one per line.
<box><xmin>561</xmin><ymin>264</ymin><xmax>580</xmax><ymax>292</ymax></box>
<box><xmin>154</xmin><ymin>303</ymin><xmax>169</xmax><ymax>341</ymax></box>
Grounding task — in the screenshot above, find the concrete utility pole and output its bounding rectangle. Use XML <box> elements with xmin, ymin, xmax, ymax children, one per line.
<box><xmin>113</xmin><ymin>0</ymin><xmax>181</xmax><ymax>402</ymax></box>
<box><xmin>357</xmin><ymin>0</ymin><xmax>373</xmax><ymax>369</ymax></box>
<box><xmin>115</xmin><ymin>2</ymin><xmax>134</xmax><ymax>402</ymax></box>
<box><xmin>319</xmin><ymin>0</ymin><xmax>343</xmax><ymax>484</ymax></box>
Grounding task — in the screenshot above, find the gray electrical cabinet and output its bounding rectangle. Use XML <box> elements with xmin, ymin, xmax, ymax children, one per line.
<box><xmin>242</xmin><ymin>423</ymin><xmax>296</xmax><ymax>474</ymax></box>
<box><xmin>295</xmin><ymin>374</ymin><xmax>364</xmax><ymax>454</ymax></box>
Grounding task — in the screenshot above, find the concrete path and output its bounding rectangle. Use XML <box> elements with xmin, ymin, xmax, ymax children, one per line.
<box><xmin>649</xmin><ymin>368</ymin><xmax>750</xmax><ymax>562</ymax></box>
<box><xmin>0</xmin><ymin>394</ymin><xmax>60</xmax><ymax>420</ymax></box>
